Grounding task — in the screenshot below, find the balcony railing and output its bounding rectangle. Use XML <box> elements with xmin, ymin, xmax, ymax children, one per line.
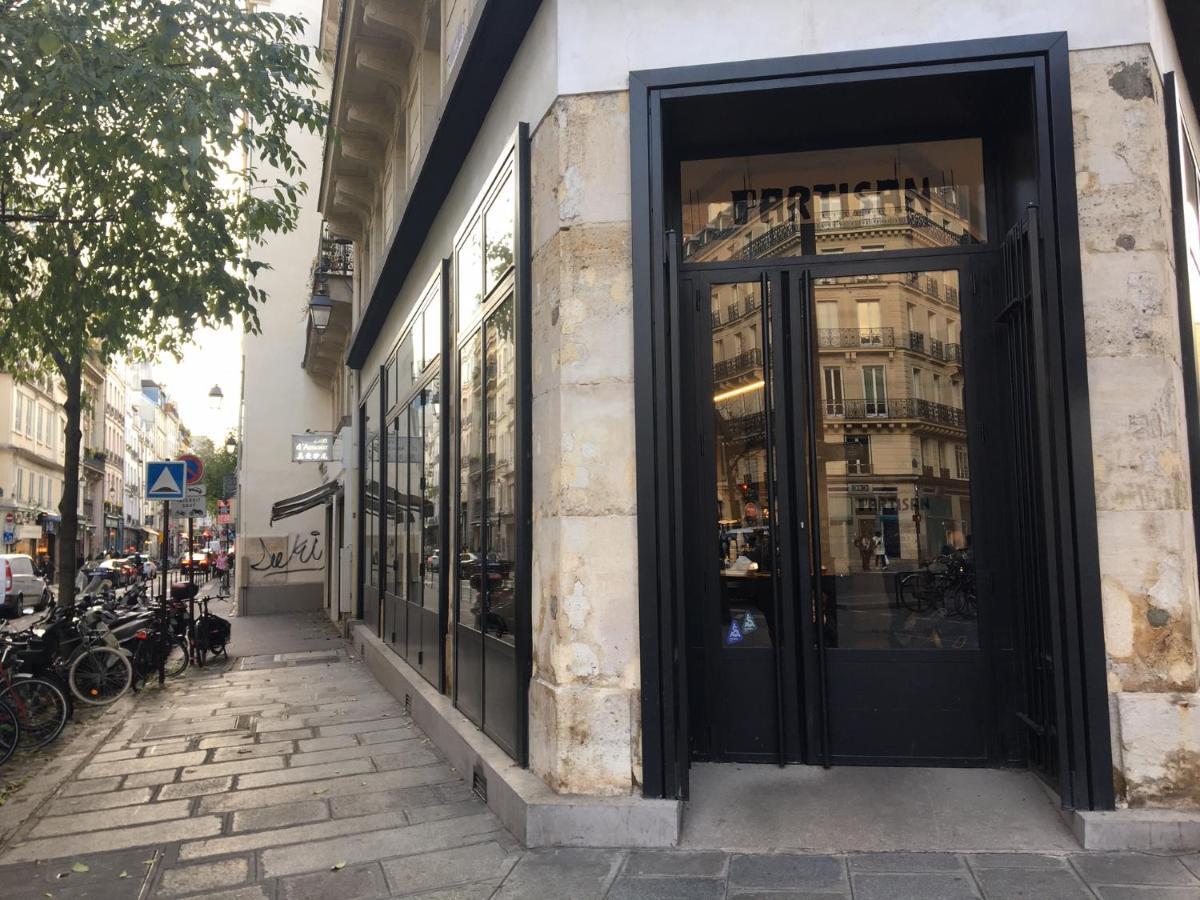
<box><xmin>826</xmin><ymin>398</ymin><xmax>966</xmax><ymax>429</ymax></box>
<box><xmin>819</xmin><ymin>327</ymin><xmax>895</xmax><ymax>349</ymax></box>
<box><xmin>815</xmin><ymin>209</ymin><xmax>972</xmax><ymax>248</ymax></box>
<box><xmin>741</xmin><ymin>221</ymin><xmax>801</xmax><ymax>260</ymax></box>
<box><xmin>713</xmin><ymin>348</ymin><xmax>763</xmax><ymax>383</ymax></box>
<box><xmin>316</xmin><ymin>236</ymin><xmax>354</xmax><ymax>277</ymax></box>
<box><xmin>846</xmin><ymin>459</ymin><xmax>872</xmax><ymax>475</ymax></box>
<box><xmin>929</xmin><ymin>338</ymin><xmax>945</xmax><ymax>361</ymax></box>
<box><xmin>908</xmin><ymin>331</ymin><xmax>925</xmax><ymax>353</ymax></box>
<box><xmin>945</xmin><ymin>343</ymin><xmax>963</xmax><ymax>364</ymax></box>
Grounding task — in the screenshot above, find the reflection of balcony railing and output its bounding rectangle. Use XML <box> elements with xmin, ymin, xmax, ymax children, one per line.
<box><xmin>828</xmin><ymin>398</ymin><xmax>966</xmax><ymax>429</ymax></box>
<box><xmin>712</xmin><ymin>311</ymin><xmax>721</xmax><ymax>328</ymax></box>
<box><xmin>946</xmin><ymin>343</ymin><xmax>963</xmax><ymax>364</ymax></box>
<box><xmin>740</xmin><ymin>220</ymin><xmax>802</xmax><ymax>260</ymax></box>
<box><xmin>721</xmin><ymin>411</ymin><xmax>765</xmax><ymax>443</ymax></box>
<box><xmin>815</xmin><ymin>210</ymin><xmax>972</xmax><ymax>248</ymax></box>
<box><xmin>825</xmin><ymin>400</ymin><xmax>845</xmax><ymax>416</ymax></box>
<box><xmin>940</xmin><ymin>467</ymin><xmax>952</xmax><ymax>479</ymax></box>
<box><xmin>929</xmin><ymin>338</ymin><xmax>945</xmax><ymax>361</ymax></box>
<box><xmin>819</xmin><ymin>327</ymin><xmax>895</xmax><ymax>349</ymax></box>
<box><xmin>922</xmin><ymin>465</ymin><xmax>935</xmax><ymax>476</ymax></box>
<box><xmin>908</xmin><ymin>331</ymin><xmax>925</xmax><ymax>352</ymax></box>
<box><xmin>945</xmin><ymin>286</ymin><xmax>959</xmax><ymax>307</ymax></box>
<box><xmin>846</xmin><ymin>459</ymin><xmax>872</xmax><ymax>475</ymax></box>
<box><xmin>713</xmin><ymin>348</ymin><xmax>762</xmax><ymax>382</ymax></box>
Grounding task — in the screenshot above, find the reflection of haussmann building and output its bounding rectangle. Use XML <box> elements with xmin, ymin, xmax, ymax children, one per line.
<box><xmin>287</xmin><ymin>0</ymin><xmax>1200</xmax><ymax>854</ymax></box>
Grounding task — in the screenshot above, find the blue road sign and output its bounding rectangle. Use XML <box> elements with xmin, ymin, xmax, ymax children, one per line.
<box><xmin>146</xmin><ymin>460</ymin><xmax>187</xmax><ymax>501</ymax></box>
<box><xmin>2</xmin><ymin>531</ymin><xmax>13</xmax><ymax>544</ymax></box>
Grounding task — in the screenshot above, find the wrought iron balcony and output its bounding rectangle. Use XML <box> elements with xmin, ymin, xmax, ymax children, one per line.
<box><xmin>316</xmin><ymin>236</ymin><xmax>354</xmax><ymax>277</ymax></box>
<box><xmin>929</xmin><ymin>338</ymin><xmax>945</xmax><ymax>361</ymax></box>
<box><xmin>713</xmin><ymin>348</ymin><xmax>763</xmax><ymax>383</ymax></box>
<box><xmin>945</xmin><ymin>343</ymin><xmax>963</xmax><ymax>364</ymax></box>
<box><xmin>741</xmin><ymin>221</ymin><xmax>801</xmax><ymax>260</ymax></box>
<box><xmin>815</xmin><ymin>209</ymin><xmax>972</xmax><ymax>248</ymax></box>
<box><xmin>908</xmin><ymin>331</ymin><xmax>925</xmax><ymax>353</ymax></box>
<box><xmin>819</xmin><ymin>327</ymin><xmax>895</xmax><ymax>349</ymax></box>
<box><xmin>846</xmin><ymin>459</ymin><xmax>872</xmax><ymax>475</ymax></box>
<box><xmin>827</xmin><ymin>398</ymin><xmax>966</xmax><ymax>430</ymax></box>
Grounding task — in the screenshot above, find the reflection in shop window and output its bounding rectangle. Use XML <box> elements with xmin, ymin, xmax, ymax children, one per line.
<box><xmin>681</xmin><ymin>139</ymin><xmax>987</xmax><ymax>262</ymax></box>
<box><xmin>812</xmin><ymin>270</ymin><xmax>976</xmax><ymax>651</ymax></box>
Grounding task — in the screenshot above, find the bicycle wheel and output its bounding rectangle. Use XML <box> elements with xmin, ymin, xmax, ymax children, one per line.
<box><xmin>0</xmin><ymin>677</ymin><xmax>69</xmax><ymax>750</ymax></box>
<box><xmin>68</xmin><ymin>646</ymin><xmax>132</xmax><ymax>706</ymax></box>
<box><xmin>0</xmin><ymin>681</ymin><xmax>68</xmax><ymax>748</ymax></box>
<box><xmin>0</xmin><ymin>701</ymin><xmax>19</xmax><ymax>767</ymax></box>
<box><xmin>165</xmin><ymin>639</ymin><xmax>189</xmax><ymax>678</ymax></box>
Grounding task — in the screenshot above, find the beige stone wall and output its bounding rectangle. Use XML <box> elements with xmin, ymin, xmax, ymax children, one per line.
<box><xmin>1073</xmin><ymin>44</ymin><xmax>1200</xmax><ymax>807</ymax></box>
<box><xmin>527</xmin><ymin>91</ymin><xmax>641</xmax><ymax>795</ymax></box>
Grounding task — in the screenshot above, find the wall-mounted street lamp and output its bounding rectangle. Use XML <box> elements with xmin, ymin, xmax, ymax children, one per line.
<box><xmin>309</xmin><ymin>293</ymin><xmax>333</xmax><ymax>332</ymax></box>
<box><xmin>224</xmin><ymin>434</ymin><xmax>237</xmax><ymax>455</ymax></box>
<box><xmin>208</xmin><ymin>385</ymin><xmax>224</xmax><ymax>410</ymax></box>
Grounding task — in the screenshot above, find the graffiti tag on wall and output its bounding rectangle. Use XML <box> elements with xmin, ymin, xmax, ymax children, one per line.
<box><xmin>246</xmin><ymin>531</ymin><xmax>324</xmax><ymax>584</ymax></box>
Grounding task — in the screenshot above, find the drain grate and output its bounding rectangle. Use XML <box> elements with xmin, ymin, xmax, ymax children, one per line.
<box><xmin>404</xmin><ymin>693</ymin><xmax>412</xmax><ymax>716</ymax></box>
<box><xmin>472</xmin><ymin>768</ymin><xmax>488</xmax><ymax>803</ymax></box>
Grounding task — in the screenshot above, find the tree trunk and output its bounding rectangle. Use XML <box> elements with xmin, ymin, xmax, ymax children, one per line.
<box><xmin>56</xmin><ymin>352</ymin><xmax>84</xmax><ymax>610</ymax></box>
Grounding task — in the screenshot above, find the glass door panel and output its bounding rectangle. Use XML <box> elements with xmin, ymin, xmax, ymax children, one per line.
<box><xmin>805</xmin><ymin>266</ymin><xmax>987</xmax><ymax>764</ymax></box>
<box><xmin>455</xmin><ymin>333</ymin><xmax>484</xmax><ymax>727</ymax></box>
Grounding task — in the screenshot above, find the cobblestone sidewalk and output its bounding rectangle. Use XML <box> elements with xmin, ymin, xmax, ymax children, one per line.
<box><xmin>0</xmin><ymin>613</ymin><xmax>1197</xmax><ymax>899</ymax></box>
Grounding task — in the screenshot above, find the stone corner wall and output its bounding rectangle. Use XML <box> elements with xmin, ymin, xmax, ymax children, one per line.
<box><xmin>1072</xmin><ymin>43</ymin><xmax>1200</xmax><ymax>808</ymax></box>
<box><xmin>526</xmin><ymin>90</ymin><xmax>642</xmax><ymax>796</ymax></box>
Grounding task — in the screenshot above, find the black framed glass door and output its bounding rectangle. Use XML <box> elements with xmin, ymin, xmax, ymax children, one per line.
<box><xmin>682</xmin><ymin>257</ymin><xmax>994</xmax><ymax>768</ymax></box>
<box><xmin>797</xmin><ymin>263</ymin><xmax>991</xmax><ymax>765</ymax></box>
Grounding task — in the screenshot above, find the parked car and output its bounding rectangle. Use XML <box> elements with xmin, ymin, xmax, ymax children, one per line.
<box><xmin>89</xmin><ymin>558</ymin><xmax>132</xmax><ymax>587</ymax></box>
<box><xmin>178</xmin><ymin>552</ymin><xmax>210</xmax><ymax>576</ymax></box>
<box><xmin>1</xmin><ymin>553</ymin><xmax>52</xmax><ymax>617</ymax></box>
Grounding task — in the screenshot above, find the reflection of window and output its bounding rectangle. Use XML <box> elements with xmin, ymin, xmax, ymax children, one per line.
<box><xmin>912</xmin><ymin>368</ymin><xmax>923</xmax><ymax>401</ymax></box>
<box><xmin>824</xmin><ymin>368</ymin><xmax>844</xmax><ymax>416</ymax></box>
<box><xmin>845</xmin><ymin>435</ymin><xmax>870</xmax><ymax>475</ymax></box>
<box><xmin>863</xmin><ymin>366</ymin><xmax>887</xmax><ymax>416</ymax></box>
<box><xmin>932</xmin><ymin>374</ymin><xmax>943</xmax><ymax>405</ymax></box>
<box><xmin>955</xmin><ymin>444</ymin><xmax>970</xmax><ymax>480</ymax></box>
<box><xmin>856</xmin><ymin>300</ymin><xmax>881</xmax><ymax>332</ymax></box>
<box><xmin>817</xmin><ymin>301</ymin><xmax>838</xmax><ymax>330</ymax></box>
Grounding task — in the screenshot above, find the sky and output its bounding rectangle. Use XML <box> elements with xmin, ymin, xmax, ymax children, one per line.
<box><xmin>150</xmin><ymin>323</ymin><xmax>243</xmax><ymax>445</ymax></box>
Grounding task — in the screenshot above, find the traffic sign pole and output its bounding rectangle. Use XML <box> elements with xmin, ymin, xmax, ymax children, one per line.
<box><xmin>160</xmin><ymin>500</ymin><xmax>169</xmax><ymax>686</ymax></box>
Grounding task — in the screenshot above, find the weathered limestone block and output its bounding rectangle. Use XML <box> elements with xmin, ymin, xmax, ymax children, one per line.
<box><xmin>1087</xmin><ymin>356</ymin><xmax>1191</xmax><ymax>513</ymax></box>
<box><xmin>1099</xmin><ymin>510</ymin><xmax>1198</xmax><ymax>693</ymax></box>
<box><xmin>1116</xmin><ymin>691</ymin><xmax>1200</xmax><ymax>807</ymax></box>
<box><xmin>1072</xmin><ymin>44</ymin><xmax>1200</xmax><ymax>807</ymax></box>
<box><xmin>527</xmin><ymin>90</ymin><xmax>640</xmax><ymax>795</ymax></box>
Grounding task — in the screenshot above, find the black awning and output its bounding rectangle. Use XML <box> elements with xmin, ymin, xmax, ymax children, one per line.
<box><xmin>270</xmin><ymin>480</ymin><xmax>339</xmax><ymax>524</ymax></box>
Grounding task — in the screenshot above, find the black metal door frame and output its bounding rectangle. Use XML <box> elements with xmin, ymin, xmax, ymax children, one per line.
<box><xmin>631</xmin><ymin>33</ymin><xmax>1114</xmax><ymax>809</ymax></box>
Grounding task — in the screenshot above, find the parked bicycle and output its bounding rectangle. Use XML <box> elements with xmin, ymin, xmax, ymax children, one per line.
<box><xmin>0</xmin><ymin>643</ymin><xmax>70</xmax><ymax>750</ymax></box>
<box><xmin>896</xmin><ymin>553</ymin><xmax>977</xmax><ymax>619</ymax></box>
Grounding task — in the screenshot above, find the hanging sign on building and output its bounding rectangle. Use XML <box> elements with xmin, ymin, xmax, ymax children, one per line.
<box><xmin>292</xmin><ymin>433</ymin><xmax>335</xmax><ymax>463</ymax></box>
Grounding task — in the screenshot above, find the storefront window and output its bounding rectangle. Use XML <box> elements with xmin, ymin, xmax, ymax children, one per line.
<box><xmin>456</xmin><ymin>218</ymin><xmax>484</xmax><ymax>331</ymax></box>
<box><xmin>811</xmin><ymin>269</ymin><xmax>977</xmax><ymax>650</ymax></box>
<box><xmin>485</xmin><ymin>173</ymin><xmax>515</xmax><ymax>293</ymax></box>
<box><xmin>361</xmin><ymin>380</ymin><xmax>381</xmax><ymax>629</ymax></box>
<box><xmin>681</xmin><ymin>139</ymin><xmax>987</xmax><ymax>262</ymax></box>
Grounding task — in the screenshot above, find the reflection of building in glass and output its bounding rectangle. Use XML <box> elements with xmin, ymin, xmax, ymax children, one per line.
<box><xmin>814</xmin><ymin>268</ymin><xmax>970</xmax><ymax>574</ymax></box>
<box><xmin>682</xmin><ymin>140</ymin><xmax>987</xmax><ymax>263</ymax></box>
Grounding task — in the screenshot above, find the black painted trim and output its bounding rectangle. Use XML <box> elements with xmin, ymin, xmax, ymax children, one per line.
<box><xmin>513</xmin><ymin>122</ymin><xmax>533</xmax><ymax>768</ymax></box>
<box><xmin>438</xmin><ymin>257</ymin><xmax>453</xmax><ymax>695</ymax></box>
<box><xmin>630</xmin><ymin>33</ymin><xmax>1114</xmax><ymax>808</ymax></box>
<box><xmin>1165</xmin><ymin>73</ymin><xmax>1200</xmax><ymax>646</ymax></box>
<box><xmin>345</xmin><ymin>0</ymin><xmax>544</xmax><ymax>370</ymax></box>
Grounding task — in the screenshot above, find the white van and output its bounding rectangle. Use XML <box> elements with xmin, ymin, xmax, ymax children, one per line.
<box><xmin>1</xmin><ymin>553</ymin><xmax>51</xmax><ymax>617</ymax></box>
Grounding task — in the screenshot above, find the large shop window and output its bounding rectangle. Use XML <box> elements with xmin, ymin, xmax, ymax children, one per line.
<box><xmin>361</xmin><ymin>380</ymin><xmax>381</xmax><ymax>630</ymax></box>
<box><xmin>381</xmin><ymin>274</ymin><xmax>444</xmax><ymax>687</ymax></box>
<box><xmin>680</xmin><ymin>139</ymin><xmax>987</xmax><ymax>262</ymax></box>
<box><xmin>453</xmin><ymin>145</ymin><xmax>527</xmax><ymax>760</ymax></box>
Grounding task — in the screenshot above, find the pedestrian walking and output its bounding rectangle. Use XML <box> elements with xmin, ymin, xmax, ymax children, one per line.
<box><xmin>872</xmin><ymin>531</ymin><xmax>889</xmax><ymax>570</ymax></box>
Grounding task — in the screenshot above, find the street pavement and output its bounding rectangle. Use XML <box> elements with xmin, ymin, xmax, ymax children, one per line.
<box><xmin>0</xmin><ymin>602</ymin><xmax>1198</xmax><ymax>898</ymax></box>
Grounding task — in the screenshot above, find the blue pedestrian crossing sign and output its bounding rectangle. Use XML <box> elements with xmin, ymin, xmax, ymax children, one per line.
<box><xmin>146</xmin><ymin>460</ymin><xmax>187</xmax><ymax>500</ymax></box>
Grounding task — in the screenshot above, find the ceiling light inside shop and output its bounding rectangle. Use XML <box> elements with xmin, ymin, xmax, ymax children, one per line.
<box><xmin>713</xmin><ymin>379</ymin><xmax>765</xmax><ymax>403</ymax></box>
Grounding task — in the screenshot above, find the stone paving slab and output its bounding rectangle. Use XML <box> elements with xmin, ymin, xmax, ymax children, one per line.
<box><xmin>4</xmin><ymin>611</ymin><xmax>1200</xmax><ymax>899</ymax></box>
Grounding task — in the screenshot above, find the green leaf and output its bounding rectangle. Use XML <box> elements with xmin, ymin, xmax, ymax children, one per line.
<box><xmin>331</xmin><ymin>861</ymin><xmax>346</xmax><ymax>871</ymax></box>
<box><xmin>71</xmin><ymin>863</ymin><xmax>89</xmax><ymax>873</ymax></box>
<box><xmin>36</xmin><ymin>31</ymin><xmax>62</xmax><ymax>56</ymax></box>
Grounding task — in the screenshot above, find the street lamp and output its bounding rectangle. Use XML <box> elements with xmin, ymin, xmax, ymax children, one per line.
<box><xmin>208</xmin><ymin>385</ymin><xmax>224</xmax><ymax>410</ymax></box>
<box><xmin>224</xmin><ymin>434</ymin><xmax>237</xmax><ymax>455</ymax></box>
<box><xmin>309</xmin><ymin>293</ymin><xmax>333</xmax><ymax>332</ymax></box>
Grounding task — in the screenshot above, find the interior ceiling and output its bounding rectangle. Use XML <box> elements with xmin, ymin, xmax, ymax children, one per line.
<box><xmin>1165</xmin><ymin>0</ymin><xmax>1199</xmax><ymax>103</ymax></box>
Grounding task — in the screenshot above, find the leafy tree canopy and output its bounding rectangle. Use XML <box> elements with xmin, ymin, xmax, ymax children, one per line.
<box><xmin>0</xmin><ymin>0</ymin><xmax>327</xmax><ymax>372</ymax></box>
<box><xmin>0</xmin><ymin>0</ymin><xmax>327</xmax><ymax>603</ymax></box>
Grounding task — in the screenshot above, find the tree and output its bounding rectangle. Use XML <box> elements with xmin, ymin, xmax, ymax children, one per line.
<box><xmin>192</xmin><ymin>434</ymin><xmax>236</xmax><ymax>517</ymax></box>
<box><xmin>0</xmin><ymin>1</ymin><xmax>326</xmax><ymax>607</ymax></box>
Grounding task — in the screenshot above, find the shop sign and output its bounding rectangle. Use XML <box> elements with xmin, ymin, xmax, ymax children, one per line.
<box><xmin>292</xmin><ymin>433</ymin><xmax>335</xmax><ymax>463</ymax></box>
<box><xmin>16</xmin><ymin>525</ymin><xmax>40</xmax><ymax>540</ymax></box>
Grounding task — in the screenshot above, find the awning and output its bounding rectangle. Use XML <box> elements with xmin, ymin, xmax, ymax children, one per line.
<box><xmin>271</xmin><ymin>480</ymin><xmax>339</xmax><ymax>524</ymax></box>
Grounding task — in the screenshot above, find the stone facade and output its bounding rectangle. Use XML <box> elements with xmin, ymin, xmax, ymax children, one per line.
<box><xmin>527</xmin><ymin>91</ymin><xmax>641</xmax><ymax>795</ymax></box>
<box><xmin>1073</xmin><ymin>44</ymin><xmax>1200</xmax><ymax>807</ymax></box>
